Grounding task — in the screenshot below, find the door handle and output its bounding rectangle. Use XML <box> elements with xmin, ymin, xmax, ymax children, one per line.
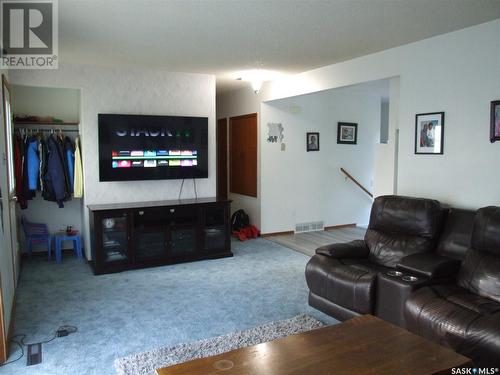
<box><xmin>10</xmin><ymin>195</ymin><xmax>18</xmax><ymax>202</ymax></box>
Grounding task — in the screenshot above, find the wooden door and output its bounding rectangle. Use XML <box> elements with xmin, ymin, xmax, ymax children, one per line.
<box><xmin>216</xmin><ymin>118</ymin><xmax>228</xmax><ymax>199</ymax></box>
<box><xmin>230</xmin><ymin>114</ymin><xmax>257</xmax><ymax>197</ymax></box>
<box><xmin>0</xmin><ymin>75</ymin><xmax>17</xmax><ymax>363</ymax></box>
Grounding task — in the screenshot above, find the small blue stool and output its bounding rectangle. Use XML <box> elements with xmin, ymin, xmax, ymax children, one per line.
<box><xmin>54</xmin><ymin>233</ymin><xmax>83</xmax><ymax>263</ymax></box>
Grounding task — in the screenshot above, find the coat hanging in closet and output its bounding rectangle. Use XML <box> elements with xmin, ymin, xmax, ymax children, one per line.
<box><xmin>13</xmin><ymin>130</ymin><xmax>83</xmax><ymax>209</ymax></box>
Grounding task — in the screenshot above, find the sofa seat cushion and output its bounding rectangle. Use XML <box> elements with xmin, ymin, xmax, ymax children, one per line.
<box><xmin>405</xmin><ymin>285</ymin><xmax>500</xmax><ymax>366</ymax></box>
<box><xmin>306</xmin><ymin>254</ymin><xmax>389</xmax><ymax>315</ymax></box>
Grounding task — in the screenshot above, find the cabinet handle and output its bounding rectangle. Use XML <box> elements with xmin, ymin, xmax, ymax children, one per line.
<box><xmin>170</xmin><ymin>209</ymin><xmax>175</xmax><ymax>213</ymax></box>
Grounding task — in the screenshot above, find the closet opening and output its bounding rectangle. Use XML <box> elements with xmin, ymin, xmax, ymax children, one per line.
<box><xmin>11</xmin><ymin>84</ymin><xmax>84</xmax><ymax>262</ymax></box>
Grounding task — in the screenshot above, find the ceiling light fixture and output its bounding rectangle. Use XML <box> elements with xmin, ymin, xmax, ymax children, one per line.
<box><xmin>234</xmin><ymin>69</ymin><xmax>284</xmax><ymax>95</ymax></box>
<box><xmin>250</xmin><ymin>79</ymin><xmax>263</xmax><ymax>94</ymax></box>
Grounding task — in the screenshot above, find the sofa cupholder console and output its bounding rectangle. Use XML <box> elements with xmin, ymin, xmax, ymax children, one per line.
<box><xmin>402</xmin><ymin>275</ymin><xmax>419</xmax><ymax>282</ymax></box>
<box><xmin>375</xmin><ymin>270</ymin><xmax>429</xmax><ymax>329</ymax></box>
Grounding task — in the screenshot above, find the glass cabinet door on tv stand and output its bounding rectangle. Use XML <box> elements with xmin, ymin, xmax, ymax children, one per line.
<box><xmin>88</xmin><ymin>198</ymin><xmax>232</xmax><ymax>275</ymax></box>
<box><xmin>99</xmin><ymin>211</ymin><xmax>130</xmax><ymax>265</ymax></box>
<box><xmin>203</xmin><ymin>205</ymin><xmax>228</xmax><ymax>254</ymax></box>
<box><xmin>133</xmin><ymin>208</ymin><xmax>168</xmax><ymax>262</ymax></box>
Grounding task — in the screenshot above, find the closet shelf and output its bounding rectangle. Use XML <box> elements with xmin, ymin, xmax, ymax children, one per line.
<box><xmin>14</xmin><ymin>121</ymin><xmax>79</xmax><ymax>126</ymax></box>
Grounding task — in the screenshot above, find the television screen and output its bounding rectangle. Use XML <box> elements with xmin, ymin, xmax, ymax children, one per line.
<box><xmin>98</xmin><ymin>114</ymin><xmax>208</xmax><ymax>181</ymax></box>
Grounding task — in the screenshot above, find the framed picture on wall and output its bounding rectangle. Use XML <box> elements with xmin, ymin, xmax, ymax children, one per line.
<box><xmin>490</xmin><ymin>100</ymin><xmax>500</xmax><ymax>143</ymax></box>
<box><xmin>415</xmin><ymin>112</ymin><xmax>444</xmax><ymax>154</ymax></box>
<box><xmin>337</xmin><ymin>122</ymin><xmax>357</xmax><ymax>144</ymax></box>
<box><xmin>306</xmin><ymin>132</ymin><xmax>319</xmax><ymax>151</ymax></box>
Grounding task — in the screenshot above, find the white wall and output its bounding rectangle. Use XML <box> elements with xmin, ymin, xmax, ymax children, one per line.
<box><xmin>265</xmin><ymin>20</ymin><xmax>500</xmax><ymax>209</ymax></box>
<box><xmin>216</xmin><ymin>89</ymin><xmax>262</xmax><ymax>228</ymax></box>
<box><xmin>221</xmin><ymin>19</ymin><xmax>500</xmax><ymax>231</ymax></box>
<box><xmin>18</xmin><ymin>200</ymin><xmax>83</xmax><ymax>239</ymax></box>
<box><xmin>10</xmin><ymin>64</ymin><xmax>216</xmax><ymax>258</ymax></box>
<box><xmin>11</xmin><ymin>85</ymin><xmax>80</xmax><ymax>122</ymax></box>
<box><xmin>260</xmin><ymin>81</ymin><xmax>385</xmax><ymax>233</ymax></box>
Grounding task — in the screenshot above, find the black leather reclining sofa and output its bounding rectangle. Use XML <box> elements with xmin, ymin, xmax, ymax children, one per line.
<box><xmin>305</xmin><ymin>195</ymin><xmax>500</xmax><ymax>366</ymax></box>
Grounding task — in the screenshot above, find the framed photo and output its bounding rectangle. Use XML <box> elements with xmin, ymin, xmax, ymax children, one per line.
<box><xmin>306</xmin><ymin>132</ymin><xmax>319</xmax><ymax>151</ymax></box>
<box><xmin>490</xmin><ymin>100</ymin><xmax>500</xmax><ymax>143</ymax></box>
<box><xmin>415</xmin><ymin>112</ymin><xmax>444</xmax><ymax>154</ymax></box>
<box><xmin>337</xmin><ymin>122</ymin><xmax>357</xmax><ymax>144</ymax></box>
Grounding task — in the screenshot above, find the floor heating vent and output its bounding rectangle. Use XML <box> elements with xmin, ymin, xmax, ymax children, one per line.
<box><xmin>295</xmin><ymin>221</ymin><xmax>324</xmax><ymax>233</ymax></box>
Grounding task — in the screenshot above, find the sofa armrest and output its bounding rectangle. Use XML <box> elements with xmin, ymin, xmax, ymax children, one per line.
<box><xmin>315</xmin><ymin>240</ymin><xmax>369</xmax><ymax>259</ymax></box>
<box><xmin>397</xmin><ymin>253</ymin><xmax>461</xmax><ymax>279</ymax></box>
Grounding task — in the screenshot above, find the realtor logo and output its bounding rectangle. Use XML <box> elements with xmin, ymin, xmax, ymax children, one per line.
<box><xmin>1</xmin><ymin>0</ymin><xmax>58</xmax><ymax>69</ymax></box>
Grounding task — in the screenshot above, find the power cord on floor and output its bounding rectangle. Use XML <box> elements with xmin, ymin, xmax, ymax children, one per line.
<box><xmin>0</xmin><ymin>325</ymin><xmax>77</xmax><ymax>367</ymax></box>
<box><xmin>0</xmin><ymin>336</ymin><xmax>24</xmax><ymax>366</ymax></box>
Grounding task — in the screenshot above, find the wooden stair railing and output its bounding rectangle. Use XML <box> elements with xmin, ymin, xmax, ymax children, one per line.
<box><xmin>340</xmin><ymin>167</ymin><xmax>373</xmax><ymax>198</ymax></box>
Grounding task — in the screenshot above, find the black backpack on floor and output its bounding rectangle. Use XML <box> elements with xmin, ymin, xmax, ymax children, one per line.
<box><xmin>231</xmin><ymin>209</ymin><xmax>250</xmax><ymax>231</ymax></box>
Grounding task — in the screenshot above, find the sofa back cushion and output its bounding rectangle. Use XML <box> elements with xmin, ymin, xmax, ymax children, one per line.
<box><xmin>435</xmin><ymin>208</ymin><xmax>475</xmax><ymax>260</ymax></box>
<box><xmin>458</xmin><ymin>206</ymin><xmax>500</xmax><ymax>303</ymax></box>
<box><xmin>470</xmin><ymin>206</ymin><xmax>500</xmax><ymax>255</ymax></box>
<box><xmin>365</xmin><ymin>195</ymin><xmax>443</xmax><ymax>267</ymax></box>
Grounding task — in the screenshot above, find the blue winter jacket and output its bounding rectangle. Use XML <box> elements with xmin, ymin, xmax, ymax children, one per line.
<box><xmin>27</xmin><ymin>138</ymin><xmax>40</xmax><ymax>191</ymax></box>
<box><xmin>65</xmin><ymin>140</ymin><xmax>75</xmax><ymax>193</ymax></box>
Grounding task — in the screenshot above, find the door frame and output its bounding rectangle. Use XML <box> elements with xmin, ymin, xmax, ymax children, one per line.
<box><xmin>1</xmin><ymin>75</ymin><xmax>16</xmax><ymax>282</ymax></box>
<box><xmin>216</xmin><ymin>118</ymin><xmax>228</xmax><ymax>199</ymax></box>
<box><xmin>0</xmin><ymin>74</ymin><xmax>17</xmax><ymax>363</ymax></box>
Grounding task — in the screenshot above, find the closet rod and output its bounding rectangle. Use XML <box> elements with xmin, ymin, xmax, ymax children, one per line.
<box><xmin>16</xmin><ymin>129</ymin><xmax>80</xmax><ymax>133</ymax></box>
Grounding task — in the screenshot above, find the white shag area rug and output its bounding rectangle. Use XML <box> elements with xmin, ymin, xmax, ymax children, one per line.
<box><xmin>115</xmin><ymin>314</ymin><xmax>325</xmax><ymax>375</ymax></box>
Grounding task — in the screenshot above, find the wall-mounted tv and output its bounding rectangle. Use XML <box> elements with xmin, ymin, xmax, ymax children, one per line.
<box><xmin>98</xmin><ymin>114</ymin><xmax>208</xmax><ymax>182</ymax></box>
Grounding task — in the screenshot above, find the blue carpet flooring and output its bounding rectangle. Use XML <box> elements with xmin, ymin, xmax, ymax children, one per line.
<box><xmin>1</xmin><ymin>238</ymin><xmax>337</xmax><ymax>375</ymax></box>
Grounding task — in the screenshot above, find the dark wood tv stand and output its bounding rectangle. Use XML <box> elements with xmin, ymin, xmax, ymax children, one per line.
<box><xmin>88</xmin><ymin>198</ymin><xmax>232</xmax><ymax>275</ymax></box>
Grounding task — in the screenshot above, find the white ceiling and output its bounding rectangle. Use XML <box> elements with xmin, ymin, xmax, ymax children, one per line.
<box><xmin>58</xmin><ymin>0</ymin><xmax>500</xmax><ymax>94</ymax></box>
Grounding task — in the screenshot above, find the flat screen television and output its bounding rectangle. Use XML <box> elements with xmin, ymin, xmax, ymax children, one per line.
<box><xmin>98</xmin><ymin>114</ymin><xmax>208</xmax><ymax>182</ymax></box>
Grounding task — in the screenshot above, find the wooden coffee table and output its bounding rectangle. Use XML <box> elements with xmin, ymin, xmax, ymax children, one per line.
<box><xmin>156</xmin><ymin>315</ymin><xmax>472</xmax><ymax>375</ymax></box>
